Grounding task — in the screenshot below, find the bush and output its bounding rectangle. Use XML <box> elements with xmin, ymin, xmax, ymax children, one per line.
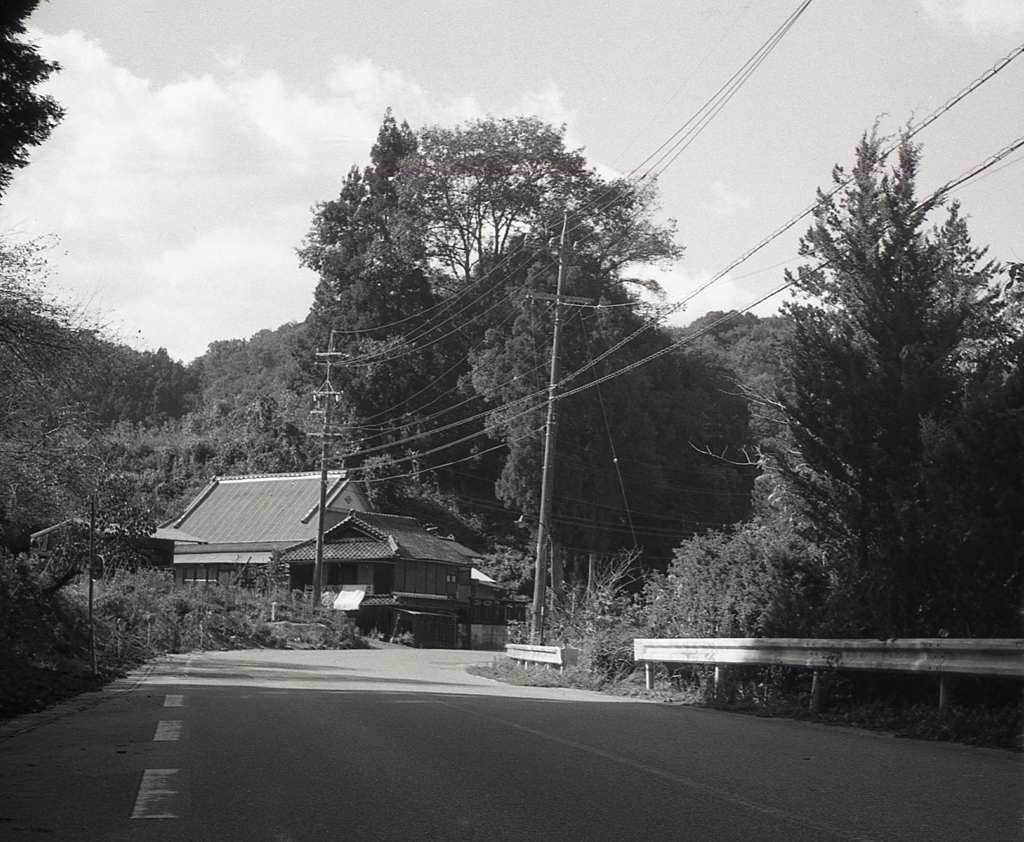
<box><xmin>543</xmin><ymin>551</ymin><xmax>644</xmax><ymax>682</ymax></box>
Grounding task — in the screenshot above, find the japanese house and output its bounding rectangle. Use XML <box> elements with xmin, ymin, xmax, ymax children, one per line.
<box><xmin>161</xmin><ymin>471</ymin><xmax>371</xmax><ymax>586</ymax></box>
<box><xmin>280</xmin><ymin>511</ymin><xmax>526</xmax><ymax>649</ymax></box>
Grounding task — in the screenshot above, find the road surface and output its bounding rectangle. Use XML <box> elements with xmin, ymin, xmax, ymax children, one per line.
<box><xmin>1</xmin><ymin>647</ymin><xmax>1020</xmax><ymax>840</ymax></box>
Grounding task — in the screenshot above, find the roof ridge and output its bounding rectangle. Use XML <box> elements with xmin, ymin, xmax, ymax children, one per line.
<box><xmin>214</xmin><ymin>470</ymin><xmax>347</xmax><ymax>482</ymax></box>
<box><xmin>359</xmin><ymin>511</ymin><xmax>418</xmax><ymax>523</ymax></box>
<box><xmin>299</xmin><ymin>476</ymin><xmax>352</xmax><ymax>524</ymax></box>
<box><xmin>345</xmin><ymin>511</ymin><xmax>391</xmax><ymax>542</ymax></box>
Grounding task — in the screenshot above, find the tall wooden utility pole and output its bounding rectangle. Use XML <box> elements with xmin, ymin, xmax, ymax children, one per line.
<box><xmin>312</xmin><ymin>331</ymin><xmax>344</xmax><ymax>607</ymax></box>
<box><xmin>530</xmin><ymin>212</ymin><xmax>587</xmax><ymax>644</ymax></box>
<box><xmin>88</xmin><ymin>495</ymin><xmax>97</xmax><ymax>676</ymax></box>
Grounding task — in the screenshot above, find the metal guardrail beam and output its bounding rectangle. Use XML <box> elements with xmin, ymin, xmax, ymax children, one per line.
<box><xmin>632</xmin><ymin>638</ymin><xmax>1024</xmax><ymax>678</ymax></box>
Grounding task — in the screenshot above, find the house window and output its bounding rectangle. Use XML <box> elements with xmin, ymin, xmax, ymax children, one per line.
<box><xmin>373</xmin><ymin>564</ymin><xmax>394</xmax><ymax>595</ymax></box>
<box><xmin>182</xmin><ymin>565</ymin><xmax>216</xmax><ymax>584</ymax></box>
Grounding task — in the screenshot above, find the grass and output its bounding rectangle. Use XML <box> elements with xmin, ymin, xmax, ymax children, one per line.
<box><xmin>0</xmin><ymin>558</ymin><xmax>364</xmax><ymax>720</ymax></box>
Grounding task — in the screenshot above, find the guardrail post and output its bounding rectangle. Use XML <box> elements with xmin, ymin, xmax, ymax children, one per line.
<box><xmin>810</xmin><ymin>670</ymin><xmax>823</xmax><ymax>713</ymax></box>
<box><xmin>645</xmin><ymin>662</ymin><xmax>653</xmax><ymax>690</ymax></box>
<box><xmin>938</xmin><ymin>675</ymin><xmax>950</xmax><ymax>715</ymax></box>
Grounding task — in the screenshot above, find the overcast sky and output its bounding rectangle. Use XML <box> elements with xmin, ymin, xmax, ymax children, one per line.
<box><xmin>4</xmin><ymin>0</ymin><xmax>1023</xmax><ymax>362</ymax></box>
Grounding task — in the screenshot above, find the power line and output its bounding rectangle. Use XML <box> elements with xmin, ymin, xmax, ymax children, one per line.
<box><xmin>546</xmin><ymin>38</ymin><xmax>1024</xmax><ymax>388</ymax></box>
<box><xmin>331</xmin><ymin>130</ymin><xmax>1023</xmax><ymax>477</ymax></box>
<box><xmin>316</xmin><ymin>37</ymin><xmax>1024</xmax><ymax>493</ymax></box>
<box><xmin>317</xmin><ymin>2</ymin><xmax>818</xmax><ymax>376</ymax></box>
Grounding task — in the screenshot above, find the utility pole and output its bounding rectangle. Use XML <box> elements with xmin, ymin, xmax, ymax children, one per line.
<box><xmin>530</xmin><ymin>212</ymin><xmax>588</xmax><ymax>644</ymax></box>
<box><xmin>312</xmin><ymin>331</ymin><xmax>344</xmax><ymax>607</ymax></box>
<box><xmin>88</xmin><ymin>494</ymin><xmax>97</xmax><ymax>676</ymax></box>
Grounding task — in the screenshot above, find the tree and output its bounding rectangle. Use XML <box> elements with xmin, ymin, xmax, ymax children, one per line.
<box><xmin>298</xmin><ymin>112</ymin><xmax>451</xmax><ymax>466</ymax></box>
<box><xmin>299</xmin><ymin>113</ymin><xmax>763</xmax><ymax>570</ymax></box>
<box><xmin>402</xmin><ymin>117</ymin><xmax>596</xmax><ymax>290</ymax></box>
<box><xmin>0</xmin><ymin>1</ymin><xmax>64</xmax><ymax>200</ymax></box>
<box><xmin>771</xmin><ymin>130</ymin><xmax>1019</xmax><ymax>636</ymax></box>
<box><xmin>404</xmin><ymin>117</ymin><xmax>729</xmax><ymax>563</ymax></box>
<box><xmin>0</xmin><ymin>239</ymin><xmax>96</xmax><ymax>534</ymax></box>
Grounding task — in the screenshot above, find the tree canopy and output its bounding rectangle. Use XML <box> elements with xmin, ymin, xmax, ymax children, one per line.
<box><xmin>654</xmin><ymin>132</ymin><xmax>1022</xmax><ymax>640</ymax></box>
<box><xmin>0</xmin><ymin>1</ymin><xmax>63</xmax><ymax>200</ymax></box>
<box><xmin>298</xmin><ymin>112</ymin><xmax>753</xmax><ymax>570</ymax></box>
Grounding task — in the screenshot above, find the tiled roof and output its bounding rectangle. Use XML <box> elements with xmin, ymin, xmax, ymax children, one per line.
<box><xmin>284</xmin><ymin>538</ymin><xmax>397</xmax><ymax>563</ymax></box>
<box><xmin>164</xmin><ymin>472</ymin><xmax>365</xmax><ymax>545</ymax></box>
<box><xmin>345</xmin><ymin>512</ymin><xmax>477</xmax><ymax>564</ymax></box>
<box><xmin>278</xmin><ymin>510</ymin><xmax>480</xmax><ymax>566</ymax></box>
<box><xmin>361</xmin><ymin>593</ymin><xmax>461</xmax><ymax>611</ymax></box>
<box><xmin>442</xmin><ymin>537</ymin><xmax>484</xmax><ymax>562</ymax></box>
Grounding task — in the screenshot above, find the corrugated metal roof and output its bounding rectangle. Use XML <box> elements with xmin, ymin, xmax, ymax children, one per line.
<box><xmin>167</xmin><ymin>472</ymin><xmax>364</xmax><ymax>544</ymax></box>
<box><xmin>175</xmin><ymin>551</ymin><xmax>273</xmax><ymax>566</ymax></box>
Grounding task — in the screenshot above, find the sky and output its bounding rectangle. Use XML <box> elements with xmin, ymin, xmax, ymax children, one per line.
<box><xmin>4</xmin><ymin>0</ymin><xmax>1023</xmax><ymax>363</ymax></box>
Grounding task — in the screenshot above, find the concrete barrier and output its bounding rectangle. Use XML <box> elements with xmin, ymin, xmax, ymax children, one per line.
<box><xmin>506</xmin><ymin>643</ymin><xmax>580</xmax><ymax>671</ymax></box>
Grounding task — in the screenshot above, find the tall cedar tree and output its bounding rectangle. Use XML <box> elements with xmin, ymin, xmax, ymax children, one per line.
<box><xmin>776</xmin><ymin>131</ymin><xmax>1018</xmax><ymax>637</ymax></box>
<box><xmin>0</xmin><ymin>1</ymin><xmax>63</xmax><ymax>200</ymax></box>
<box><xmin>299</xmin><ymin>112</ymin><xmax>447</xmax><ymax>471</ymax></box>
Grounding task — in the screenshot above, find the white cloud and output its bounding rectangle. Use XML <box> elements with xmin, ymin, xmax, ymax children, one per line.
<box><xmin>0</xmin><ymin>30</ymin><xmax>608</xmax><ymax>361</ymax></box>
<box><xmin>1</xmin><ymin>30</ymin><xmax>580</xmax><ymax>362</ymax></box>
<box><xmin>520</xmin><ymin>82</ymin><xmax>577</xmax><ymax>131</ymax></box>
<box><xmin>1</xmin><ymin>31</ymin><xmax>395</xmax><ymax>360</ymax></box>
<box><xmin>918</xmin><ymin>0</ymin><xmax>1024</xmax><ymax>32</ymax></box>
<box><xmin>626</xmin><ymin>257</ymin><xmax>799</xmax><ymax>329</ymax></box>
<box><xmin>704</xmin><ymin>181</ymin><xmax>753</xmax><ymax>216</ymax></box>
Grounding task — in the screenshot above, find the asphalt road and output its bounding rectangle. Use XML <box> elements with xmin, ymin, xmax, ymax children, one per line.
<box><xmin>1</xmin><ymin>648</ymin><xmax>1020</xmax><ymax>841</ymax></box>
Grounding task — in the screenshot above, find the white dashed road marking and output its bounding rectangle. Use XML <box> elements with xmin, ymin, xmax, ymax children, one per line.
<box><xmin>131</xmin><ymin>769</ymin><xmax>190</xmax><ymax>819</ymax></box>
<box><xmin>163</xmin><ymin>694</ymin><xmax>185</xmax><ymax>707</ymax></box>
<box><xmin>153</xmin><ymin>720</ymin><xmax>184</xmax><ymax>741</ymax></box>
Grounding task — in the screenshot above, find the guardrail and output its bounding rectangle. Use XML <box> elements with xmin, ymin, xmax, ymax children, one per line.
<box><xmin>506</xmin><ymin>643</ymin><xmax>580</xmax><ymax>671</ymax></box>
<box><xmin>633</xmin><ymin>638</ymin><xmax>1024</xmax><ymax>712</ymax></box>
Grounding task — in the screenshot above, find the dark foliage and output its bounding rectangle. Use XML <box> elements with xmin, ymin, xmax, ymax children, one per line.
<box><xmin>0</xmin><ymin>1</ymin><xmax>64</xmax><ymax>200</ymax></box>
